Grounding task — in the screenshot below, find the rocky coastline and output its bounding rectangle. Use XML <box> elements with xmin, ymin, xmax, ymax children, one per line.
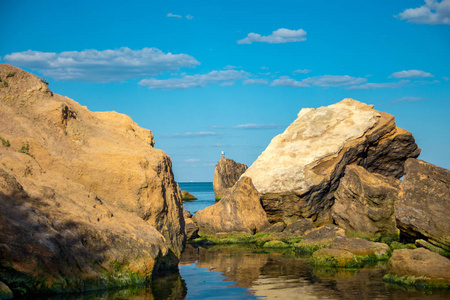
<box><xmin>1</xmin><ymin>64</ymin><xmax>449</xmax><ymax>297</ymax></box>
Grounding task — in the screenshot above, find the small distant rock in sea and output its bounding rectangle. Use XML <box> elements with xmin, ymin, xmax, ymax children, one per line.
<box><xmin>181</xmin><ymin>190</ymin><xmax>197</xmax><ymax>201</ymax></box>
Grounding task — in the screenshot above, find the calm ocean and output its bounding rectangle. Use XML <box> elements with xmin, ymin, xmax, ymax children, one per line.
<box><xmin>178</xmin><ymin>182</ymin><xmax>215</xmax><ymax>214</ymax></box>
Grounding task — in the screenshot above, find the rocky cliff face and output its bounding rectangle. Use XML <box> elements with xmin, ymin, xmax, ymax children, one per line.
<box><xmin>332</xmin><ymin>165</ymin><xmax>400</xmax><ymax>238</ymax></box>
<box><xmin>243</xmin><ymin>99</ymin><xmax>420</xmax><ymax>225</ymax></box>
<box><xmin>213</xmin><ymin>156</ymin><xmax>248</xmax><ymax>200</ymax></box>
<box><xmin>396</xmin><ymin>158</ymin><xmax>450</xmax><ymax>254</ymax></box>
<box><xmin>0</xmin><ymin>64</ymin><xmax>185</xmax><ymax>295</ymax></box>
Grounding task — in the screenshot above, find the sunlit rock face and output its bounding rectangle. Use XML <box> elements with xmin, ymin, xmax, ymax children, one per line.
<box><xmin>213</xmin><ymin>156</ymin><xmax>248</xmax><ymax>200</ymax></box>
<box><xmin>243</xmin><ymin>98</ymin><xmax>420</xmax><ymax>224</ymax></box>
<box><xmin>194</xmin><ymin>177</ymin><xmax>269</xmax><ymax>235</ymax></box>
<box><xmin>0</xmin><ymin>64</ymin><xmax>185</xmax><ymax>294</ymax></box>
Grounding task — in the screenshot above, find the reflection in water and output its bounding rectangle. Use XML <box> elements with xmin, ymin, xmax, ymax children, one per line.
<box><xmin>19</xmin><ymin>245</ymin><xmax>450</xmax><ymax>299</ymax></box>
<box><xmin>180</xmin><ymin>244</ymin><xmax>450</xmax><ymax>300</ymax></box>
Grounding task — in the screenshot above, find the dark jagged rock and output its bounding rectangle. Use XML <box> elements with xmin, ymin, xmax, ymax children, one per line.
<box><xmin>396</xmin><ymin>159</ymin><xmax>450</xmax><ymax>253</ymax></box>
<box><xmin>332</xmin><ymin>165</ymin><xmax>400</xmax><ymax>238</ymax></box>
<box><xmin>213</xmin><ymin>156</ymin><xmax>248</xmax><ymax>200</ymax></box>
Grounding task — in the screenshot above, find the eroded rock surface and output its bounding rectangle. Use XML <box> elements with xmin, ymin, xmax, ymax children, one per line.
<box><xmin>243</xmin><ymin>99</ymin><xmax>420</xmax><ymax>224</ymax></box>
<box><xmin>194</xmin><ymin>177</ymin><xmax>269</xmax><ymax>235</ymax></box>
<box><xmin>386</xmin><ymin>248</ymin><xmax>450</xmax><ymax>284</ymax></box>
<box><xmin>332</xmin><ymin>165</ymin><xmax>400</xmax><ymax>238</ymax></box>
<box><xmin>396</xmin><ymin>158</ymin><xmax>450</xmax><ymax>253</ymax></box>
<box><xmin>213</xmin><ymin>156</ymin><xmax>248</xmax><ymax>200</ymax></box>
<box><xmin>0</xmin><ymin>64</ymin><xmax>185</xmax><ymax>294</ymax></box>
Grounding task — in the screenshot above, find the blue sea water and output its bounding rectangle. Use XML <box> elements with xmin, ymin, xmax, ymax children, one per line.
<box><xmin>178</xmin><ymin>182</ymin><xmax>216</xmax><ymax>214</ymax></box>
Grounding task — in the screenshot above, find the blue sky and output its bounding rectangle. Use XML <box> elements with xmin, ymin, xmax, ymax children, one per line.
<box><xmin>1</xmin><ymin>0</ymin><xmax>449</xmax><ymax>182</ymax></box>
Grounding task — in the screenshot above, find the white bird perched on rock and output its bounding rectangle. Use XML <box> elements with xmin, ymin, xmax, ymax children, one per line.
<box><xmin>221</xmin><ymin>151</ymin><xmax>225</xmax><ymax>157</ymax></box>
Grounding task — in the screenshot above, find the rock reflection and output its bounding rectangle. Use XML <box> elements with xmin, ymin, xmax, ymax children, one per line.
<box><xmin>181</xmin><ymin>245</ymin><xmax>450</xmax><ymax>300</ymax></box>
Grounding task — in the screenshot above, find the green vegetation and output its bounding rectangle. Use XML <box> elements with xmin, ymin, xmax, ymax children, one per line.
<box><xmin>3</xmin><ymin>81</ymin><xmax>8</xmax><ymax>87</ymax></box>
<box><xmin>390</xmin><ymin>241</ymin><xmax>416</xmax><ymax>250</ymax></box>
<box><xmin>346</xmin><ymin>232</ymin><xmax>399</xmax><ymax>245</ymax></box>
<box><xmin>0</xmin><ymin>137</ymin><xmax>10</xmax><ymax>147</ymax></box>
<box><xmin>6</xmin><ymin>72</ymin><xmax>15</xmax><ymax>78</ymax></box>
<box><xmin>193</xmin><ymin>232</ymin><xmax>305</xmax><ymax>248</ymax></box>
<box><xmin>383</xmin><ymin>273</ymin><xmax>450</xmax><ymax>290</ymax></box>
<box><xmin>309</xmin><ymin>254</ymin><xmax>363</xmax><ymax>269</ymax></box>
<box><xmin>18</xmin><ymin>142</ymin><xmax>33</xmax><ymax>158</ymax></box>
<box><xmin>293</xmin><ymin>242</ymin><xmax>330</xmax><ymax>254</ymax></box>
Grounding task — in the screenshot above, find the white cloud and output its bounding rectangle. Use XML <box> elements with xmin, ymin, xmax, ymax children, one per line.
<box><xmin>237</xmin><ymin>28</ymin><xmax>307</xmax><ymax>44</ymax></box>
<box><xmin>293</xmin><ymin>69</ymin><xmax>311</xmax><ymax>74</ymax></box>
<box><xmin>3</xmin><ymin>47</ymin><xmax>199</xmax><ymax>82</ymax></box>
<box><xmin>166</xmin><ymin>132</ymin><xmax>224</xmax><ymax>138</ymax></box>
<box><xmin>243</xmin><ymin>78</ymin><xmax>269</xmax><ymax>85</ymax></box>
<box><xmin>186</xmin><ymin>15</ymin><xmax>194</xmax><ymax>20</ymax></box>
<box><xmin>271</xmin><ymin>75</ymin><xmax>366</xmax><ymax>88</ymax></box>
<box><xmin>390</xmin><ymin>69</ymin><xmax>434</xmax><ymax>78</ymax></box>
<box><xmin>167</xmin><ymin>13</ymin><xmax>182</xmax><ymax>18</ymax></box>
<box><xmin>185</xmin><ymin>158</ymin><xmax>200</xmax><ymax>162</ymax></box>
<box><xmin>397</xmin><ymin>0</ymin><xmax>450</xmax><ymax>25</ymax></box>
<box><xmin>302</xmin><ymin>75</ymin><xmax>367</xmax><ymax>87</ymax></box>
<box><xmin>347</xmin><ymin>80</ymin><xmax>410</xmax><ymax>90</ymax></box>
<box><xmin>224</xmin><ymin>65</ymin><xmax>242</xmax><ymax>69</ymax></box>
<box><xmin>392</xmin><ymin>96</ymin><xmax>425</xmax><ymax>103</ymax></box>
<box><xmin>270</xmin><ymin>76</ymin><xmax>310</xmax><ymax>87</ymax></box>
<box><xmin>232</xmin><ymin>124</ymin><xmax>283</xmax><ymax>130</ymax></box>
<box><xmin>139</xmin><ymin>70</ymin><xmax>250</xmax><ymax>89</ymax></box>
<box><xmin>261</xmin><ymin>66</ymin><xmax>269</xmax><ymax>70</ymax></box>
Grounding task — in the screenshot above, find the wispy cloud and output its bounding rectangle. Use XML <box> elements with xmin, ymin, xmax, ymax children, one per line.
<box><xmin>3</xmin><ymin>47</ymin><xmax>199</xmax><ymax>82</ymax></box>
<box><xmin>302</xmin><ymin>75</ymin><xmax>367</xmax><ymax>87</ymax></box>
<box><xmin>237</xmin><ymin>28</ymin><xmax>307</xmax><ymax>44</ymax></box>
<box><xmin>139</xmin><ymin>70</ymin><xmax>250</xmax><ymax>89</ymax></box>
<box><xmin>271</xmin><ymin>75</ymin><xmax>366</xmax><ymax>88</ymax></box>
<box><xmin>346</xmin><ymin>80</ymin><xmax>410</xmax><ymax>90</ymax></box>
<box><xmin>270</xmin><ymin>76</ymin><xmax>309</xmax><ymax>87</ymax></box>
<box><xmin>224</xmin><ymin>65</ymin><xmax>242</xmax><ymax>70</ymax></box>
<box><xmin>185</xmin><ymin>158</ymin><xmax>200</xmax><ymax>162</ymax></box>
<box><xmin>167</xmin><ymin>13</ymin><xmax>182</xmax><ymax>18</ymax></box>
<box><xmin>232</xmin><ymin>124</ymin><xmax>283</xmax><ymax>130</ymax></box>
<box><xmin>390</xmin><ymin>69</ymin><xmax>434</xmax><ymax>78</ymax></box>
<box><xmin>243</xmin><ymin>78</ymin><xmax>269</xmax><ymax>85</ymax></box>
<box><xmin>293</xmin><ymin>69</ymin><xmax>311</xmax><ymax>74</ymax></box>
<box><xmin>167</xmin><ymin>13</ymin><xmax>193</xmax><ymax>20</ymax></box>
<box><xmin>391</xmin><ymin>96</ymin><xmax>425</xmax><ymax>103</ymax></box>
<box><xmin>165</xmin><ymin>132</ymin><xmax>224</xmax><ymax>138</ymax></box>
<box><xmin>397</xmin><ymin>0</ymin><xmax>450</xmax><ymax>25</ymax></box>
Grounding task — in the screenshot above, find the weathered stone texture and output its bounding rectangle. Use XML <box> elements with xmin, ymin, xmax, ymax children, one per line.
<box><xmin>213</xmin><ymin>156</ymin><xmax>248</xmax><ymax>199</ymax></box>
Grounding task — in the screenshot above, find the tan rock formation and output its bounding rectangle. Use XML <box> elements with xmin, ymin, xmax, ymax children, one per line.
<box><xmin>194</xmin><ymin>177</ymin><xmax>269</xmax><ymax>234</ymax></box>
<box><xmin>386</xmin><ymin>248</ymin><xmax>450</xmax><ymax>285</ymax></box>
<box><xmin>396</xmin><ymin>158</ymin><xmax>450</xmax><ymax>253</ymax></box>
<box><xmin>332</xmin><ymin>165</ymin><xmax>400</xmax><ymax>238</ymax></box>
<box><xmin>243</xmin><ymin>98</ymin><xmax>420</xmax><ymax>224</ymax></box>
<box><xmin>213</xmin><ymin>156</ymin><xmax>248</xmax><ymax>200</ymax></box>
<box><xmin>0</xmin><ymin>64</ymin><xmax>185</xmax><ymax>294</ymax></box>
<box><xmin>181</xmin><ymin>190</ymin><xmax>197</xmax><ymax>201</ymax></box>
